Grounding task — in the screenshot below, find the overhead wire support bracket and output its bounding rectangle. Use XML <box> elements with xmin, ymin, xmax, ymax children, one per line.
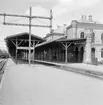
<box><xmin>0</xmin><ymin>8</ymin><xmax>53</xmax><ymax>66</ymax></box>
<box><xmin>4</xmin><ymin>22</ymin><xmax>51</xmax><ymax>28</ymax></box>
<box><xmin>0</xmin><ymin>13</ymin><xmax>52</xmax><ymax>20</ymax></box>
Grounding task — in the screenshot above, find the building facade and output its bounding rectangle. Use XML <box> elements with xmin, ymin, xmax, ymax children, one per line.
<box><xmin>66</xmin><ymin>15</ymin><xmax>103</xmax><ymax>63</ymax></box>
<box><xmin>42</xmin><ymin>15</ymin><xmax>103</xmax><ymax>63</ymax></box>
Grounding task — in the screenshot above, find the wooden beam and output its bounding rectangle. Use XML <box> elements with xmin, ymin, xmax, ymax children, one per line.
<box><xmin>18</xmin><ymin>40</ymin><xmax>23</xmax><ymax>46</ymax></box>
<box><xmin>35</xmin><ymin>41</ymin><xmax>40</xmax><ymax>46</ymax></box>
<box><xmin>4</xmin><ymin>22</ymin><xmax>51</xmax><ymax>28</ymax></box>
<box><xmin>17</xmin><ymin>47</ymin><xmax>34</xmax><ymax>50</ymax></box>
<box><xmin>11</xmin><ymin>40</ymin><xmax>16</xmax><ymax>46</ymax></box>
<box><xmin>67</xmin><ymin>43</ymin><xmax>72</xmax><ymax>48</ymax></box>
<box><xmin>57</xmin><ymin>43</ymin><xmax>65</xmax><ymax>50</ymax></box>
<box><xmin>0</xmin><ymin>13</ymin><xmax>51</xmax><ymax>19</ymax></box>
<box><xmin>60</xmin><ymin>42</ymin><xmax>66</xmax><ymax>48</ymax></box>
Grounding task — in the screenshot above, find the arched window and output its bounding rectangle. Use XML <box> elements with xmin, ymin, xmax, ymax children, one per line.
<box><xmin>101</xmin><ymin>48</ymin><xmax>103</xmax><ymax>58</ymax></box>
<box><xmin>80</xmin><ymin>32</ymin><xmax>84</xmax><ymax>38</ymax></box>
<box><xmin>91</xmin><ymin>48</ymin><xmax>95</xmax><ymax>58</ymax></box>
<box><xmin>91</xmin><ymin>32</ymin><xmax>95</xmax><ymax>43</ymax></box>
<box><xmin>101</xmin><ymin>33</ymin><xmax>103</xmax><ymax>44</ymax></box>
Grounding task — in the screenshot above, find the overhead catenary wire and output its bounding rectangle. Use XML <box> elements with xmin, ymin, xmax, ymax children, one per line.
<box><xmin>6</xmin><ymin>17</ymin><xmax>25</xmax><ymax>23</ymax></box>
<box><xmin>33</xmin><ymin>18</ymin><xmax>49</xmax><ymax>25</ymax></box>
<box><xmin>6</xmin><ymin>17</ymin><xmax>49</xmax><ymax>26</ymax></box>
<box><xmin>0</xmin><ymin>24</ymin><xmax>4</xmax><ymax>36</ymax></box>
<box><xmin>2</xmin><ymin>16</ymin><xmax>51</xmax><ymax>28</ymax></box>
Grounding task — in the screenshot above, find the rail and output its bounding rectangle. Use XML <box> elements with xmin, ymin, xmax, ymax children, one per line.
<box><xmin>0</xmin><ymin>59</ymin><xmax>8</xmax><ymax>74</ymax></box>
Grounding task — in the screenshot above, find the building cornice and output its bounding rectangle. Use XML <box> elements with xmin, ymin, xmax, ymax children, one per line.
<box><xmin>77</xmin><ymin>22</ymin><xmax>103</xmax><ymax>29</ymax></box>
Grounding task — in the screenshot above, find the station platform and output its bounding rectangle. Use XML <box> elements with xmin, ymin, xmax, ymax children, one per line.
<box><xmin>1</xmin><ymin>59</ymin><xmax>103</xmax><ymax>105</ymax></box>
<box><xmin>3</xmin><ymin>58</ymin><xmax>103</xmax><ymax>80</ymax></box>
<box><xmin>34</xmin><ymin>60</ymin><xmax>103</xmax><ymax>74</ymax></box>
<box><xmin>5</xmin><ymin>58</ymin><xmax>103</xmax><ymax>73</ymax></box>
<box><xmin>6</xmin><ymin>58</ymin><xmax>16</xmax><ymax>67</ymax></box>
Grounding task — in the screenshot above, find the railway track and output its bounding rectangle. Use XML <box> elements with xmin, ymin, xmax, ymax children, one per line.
<box><xmin>0</xmin><ymin>59</ymin><xmax>7</xmax><ymax>73</ymax></box>
<box><xmin>0</xmin><ymin>59</ymin><xmax>8</xmax><ymax>83</ymax></box>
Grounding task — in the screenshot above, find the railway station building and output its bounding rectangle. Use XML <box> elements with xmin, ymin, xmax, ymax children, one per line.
<box><xmin>5</xmin><ymin>15</ymin><xmax>103</xmax><ymax>64</ymax></box>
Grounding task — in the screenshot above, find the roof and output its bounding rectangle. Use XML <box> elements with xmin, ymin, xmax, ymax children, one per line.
<box><xmin>6</xmin><ymin>32</ymin><xmax>45</xmax><ymax>41</ymax></box>
<box><xmin>66</xmin><ymin>25</ymin><xmax>72</xmax><ymax>29</ymax></box>
<box><xmin>44</xmin><ymin>33</ymin><xmax>65</xmax><ymax>39</ymax></box>
<box><xmin>36</xmin><ymin>36</ymin><xmax>67</xmax><ymax>48</ymax></box>
<box><xmin>35</xmin><ymin>36</ymin><xmax>86</xmax><ymax>48</ymax></box>
<box><xmin>67</xmin><ymin>20</ymin><xmax>103</xmax><ymax>30</ymax></box>
<box><xmin>56</xmin><ymin>38</ymin><xmax>86</xmax><ymax>42</ymax></box>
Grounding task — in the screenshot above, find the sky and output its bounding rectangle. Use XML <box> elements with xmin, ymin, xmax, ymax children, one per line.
<box><xmin>0</xmin><ymin>0</ymin><xmax>103</xmax><ymax>49</ymax></box>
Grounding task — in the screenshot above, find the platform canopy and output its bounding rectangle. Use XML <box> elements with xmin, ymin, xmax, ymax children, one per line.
<box><xmin>5</xmin><ymin>32</ymin><xmax>45</xmax><ymax>58</ymax></box>
<box><xmin>35</xmin><ymin>36</ymin><xmax>86</xmax><ymax>49</ymax></box>
<box><xmin>6</xmin><ymin>32</ymin><xmax>45</xmax><ymax>42</ymax></box>
<box><xmin>35</xmin><ymin>36</ymin><xmax>86</xmax><ymax>63</ymax></box>
<box><xmin>5</xmin><ymin>32</ymin><xmax>45</xmax><ymax>47</ymax></box>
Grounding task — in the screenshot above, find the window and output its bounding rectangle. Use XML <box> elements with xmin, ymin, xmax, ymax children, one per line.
<box><xmin>91</xmin><ymin>48</ymin><xmax>95</xmax><ymax>58</ymax></box>
<box><xmin>80</xmin><ymin>32</ymin><xmax>84</xmax><ymax>38</ymax></box>
<box><xmin>101</xmin><ymin>48</ymin><xmax>103</xmax><ymax>58</ymax></box>
<box><xmin>101</xmin><ymin>33</ymin><xmax>103</xmax><ymax>44</ymax></box>
<box><xmin>91</xmin><ymin>32</ymin><xmax>95</xmax><ymax>43</ymax></box>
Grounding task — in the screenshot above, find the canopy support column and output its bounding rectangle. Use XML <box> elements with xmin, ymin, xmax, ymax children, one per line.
<box><xmin>16</xmin><ymin>38</ymin><xmax>18</xmax><ymax>64</ymax></box>
<box><xmin>33</xmin><ymin>40</ymin><xmax>35</xmax><ymax>63</ymax></box>
<box><xmin>60</xmin><ymin>42</ymin><xmax>72</xmax><ymax>63</ymax></box>
<box><xmin>65</xmin><ymin>43</ymin><xmax>68</xmax><ymax>63</ymax></box>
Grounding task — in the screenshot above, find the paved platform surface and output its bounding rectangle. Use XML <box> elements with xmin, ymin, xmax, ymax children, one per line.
<box><xmin>34</xmin><ymin>60</ymin><xmax>103</xmax><ymax>73</ymax></box>
<box><xmin>0</xmin><ymin>59</ymin><xmax>103</xmax><ymax>105</ymax></box>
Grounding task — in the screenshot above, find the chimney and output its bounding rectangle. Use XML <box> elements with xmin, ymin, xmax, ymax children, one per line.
<box><xmin>88</xmin><ymin>15</ymin><xmax>92</xmax><ymax>21</ymax></box>
<box><xmin>57</xmin><ymin>25</ymin><xmax>60</xmax><ymax>28</ymax></box>
<box><xmin>64</xmin><ymin>24</ymin><xmax>67</xmax><ymax>26</ymax></box>
<box><xmin>63</xmin><ymin>24</ymin><xmax>67</xmax><ymax>35</ymax></box>
<box><xmin>81</xmin><ymin>15</ymin><xmax>86</xmax><ymax>21</ymax></box>
<box><xmin>81</xmin><ymin>15</ymin><xmax>84</xmax><ymax>20</ymax></box>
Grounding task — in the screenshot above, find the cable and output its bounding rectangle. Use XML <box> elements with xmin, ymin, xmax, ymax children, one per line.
<box><xmin>6</xmin><ymin>17</ymin><xmax>25</xmax><ymax>23</ymax></box>
<box><xmin>0</xmin><ymin>40</ymin><xmax>5</xmax><ymax>42</ymax></box>
<box><xmin>0</xmin><ymin>24</ymin><xmax>4</xmax><ymax>35</ymax></box>
<box><xmin>32</xmin><ymin>18</ymin><xmax>48</xmax><ymax>25</ymax></box>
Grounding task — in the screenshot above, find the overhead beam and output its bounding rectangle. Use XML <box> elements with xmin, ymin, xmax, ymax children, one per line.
<box><xmin>4</xmin><ymin>22</ymin><xmax>51</xmax><ymax>28</ymax></box>
<box><xmin>0</xmin><ymin>13</ymin><xmax>51</xmax><ymax>19</ymax></box>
